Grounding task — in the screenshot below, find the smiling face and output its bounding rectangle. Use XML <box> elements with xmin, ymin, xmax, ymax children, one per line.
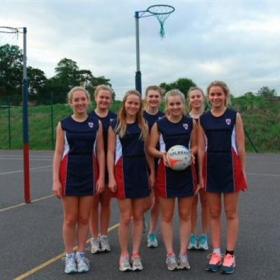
<box><xmin>70</xmin><ymin>89</ymin><xmax>90</xmax><ymax>114</ymax></box>
<box><xmin>208</xmin><ymin>85</ymin><xmax>227</xmax><ymax>109</ymax></box>
<box><xmin>189</xmin><ymin>89</ymin><xmax>204</xmax><ymax>110</ymax></box>
<box><xmin>95</xmin><ymin>89</ymin><xmax>112</xmax><ymax>110</ymax></box>
<box><xmin>145</xmin><ymin>89</ymin><xmax>162</xmax><ymax>110</ymax></box>
<box><xmin>124</xmin><ymin>93</ymin><xmax>141</xmax><ymax>118</ymax></box>
<box><xmin>166</xmin><ymin>95</ymin><xmax>185</xmax><ymax>118</ymax></box>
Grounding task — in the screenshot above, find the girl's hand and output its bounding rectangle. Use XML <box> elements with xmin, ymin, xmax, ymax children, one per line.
<box><xmin>108</xmin><ymin>178</ymin><xmax>117</xmax><ymax>193</ymax></box>
<box><xmin>96</xmin><ymin>179</ymin><xmax>105</xmax><ymax>194</ymax></box>
<box><xmin>162</xmin><ymin>152</ymin><xmax>169</xmax><ymax>167</ymax></box>
<box><xmin>53</xmin><ymin>181</ymin><xmax>62</xmax><ymax>199</ymax></box>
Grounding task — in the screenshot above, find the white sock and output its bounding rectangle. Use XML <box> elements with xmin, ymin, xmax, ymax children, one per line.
<box><xmin>213</xmin><ymin>248</ymin><xmax>221</xmax><ymax>255</ymax></box>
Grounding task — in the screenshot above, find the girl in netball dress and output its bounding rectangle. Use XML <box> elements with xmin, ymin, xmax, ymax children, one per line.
<box><xmin>89</xmin><ymin>85</ymin><xmax>117</xmax><ymax>254</ymax></box>
<box><xmin>187</xmin><ymin>87</ymin><xmax>209</xmax><ymax>251</ymax></box>
<box><xmin>143</xmin><ymin>85</ymin><xmax>165</xmax><ymax>248</ymax></box>
<box><xmin>52</xmin><ymin>86</ymin><xmax>105</xmax><ymax>274</ymax></box>
<box><xmin>107</xmin><ymin>90</ymin><xmax>154</xmax><ymax>272</ymax></box>
<box><xmin>198</xmin><ymin>81</ymin><xmax>247</xmax><ymax>274</ymax></box>
<box><xmin>148</xmin><ymin>89</ymin><xmax>198</xmax><ymax>271</ymax></box>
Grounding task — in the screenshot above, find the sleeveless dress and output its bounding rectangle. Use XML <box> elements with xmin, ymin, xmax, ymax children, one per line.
<box><xmin>156</xmin><ymin>116</ymin><xmax>197</xmax><ymax>198</ymax></box>
<box><xmin>59</xmin><ymin>115</ymin><xmax>99</xmax><ymax>196</ymax></box>
<box><xmin>89</xmin><ymin>110</ymin><xmax>117</xmax><ymax>184</ymax></box>
<box><xmin>199</xmin><ymin>108</ymin><xmax>247</xmax><ymax>193</ymax></box>
<box><xmin>110</xmin><ymin>120</ymin><xmax>150</xmax><ymax>199</ymax></box>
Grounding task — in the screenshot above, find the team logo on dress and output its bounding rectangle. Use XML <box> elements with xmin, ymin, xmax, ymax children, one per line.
<box><xmin>183</xmin><ymin>123</ymin><xmax>189</xmax><ymax>130</ymax></box>
<box><xmin>225</xmin><ymin>118</ymin><xmax>231</xmax><ymax>125</ymax></box>
<box><xmin>88</xmin><ymin>122</ymin><xmax>94</xmax><ymax>128</ymax></box>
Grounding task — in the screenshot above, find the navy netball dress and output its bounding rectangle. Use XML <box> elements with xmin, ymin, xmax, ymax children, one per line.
<box><xmin>89</xmin><ymin>110</ymin><xmax>117</xmax><ymax>184</ymax></box>
<box><xmin>199</xmin><ymin>109</ymin><xmax>247</xmax><ymax>193</ymax></box>
<box><xmin>110</xmin><ymin>120</ymin><xmax>150</xmax><ymax>199</ymax></box>
<box><xmin>156</xmin><ymin>116</ymin><xmax>197</xmax><ymax>198</ymax></box>
<box><xmin>59</xmin><ymin>115</ymin><xmax>99</xmax><ymax>196</ymax></box>
<box><xmin>143</xmin><ymin>110</ymin><xmax>165</xmax><ymax>131</ymax></box>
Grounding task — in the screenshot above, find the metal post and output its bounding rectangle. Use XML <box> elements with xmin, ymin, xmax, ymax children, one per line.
<box><xmin>22</xmin><ymin>27</ymin><xmax>31</xmax><ymax>203</ymax></box>
<box><xmin>135</xmin><ymin>11</ymin><xmax>142</xmax><ymax>94</ymax></box>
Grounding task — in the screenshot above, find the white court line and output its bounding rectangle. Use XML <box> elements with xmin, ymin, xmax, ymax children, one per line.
<box><xmin>0</xmin><ymin>165</ymin><xmax>52</xmax><ymax>176</ymax></box>
<box><xmin>247</xmin><ymin>172</ymin><xmax>280</xmax><ymax>177</ymax></box>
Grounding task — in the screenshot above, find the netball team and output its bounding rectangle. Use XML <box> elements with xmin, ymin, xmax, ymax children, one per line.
<box><xmin>52</xmin><ymin>81</ymin><xmax>247</xmax><ymax>275</ymax></box>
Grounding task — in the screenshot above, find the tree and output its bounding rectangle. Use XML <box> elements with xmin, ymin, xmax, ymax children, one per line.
<box><xmin>0</xmin><ymin>44</ymin><xmax>23</xmax><ymax>103</ymax></box>
<box><xmin>27</xmin><ymin>67</ymin><xmax>48</xmax><ymax>103</ymax></box>
<box><xmin>159</xmin><ymin>78</ymin><xmax>196</xmax><ymax>98</ymax></box>
<box><xmin>256</xmin><ymin>86</ymin><xmax>277</xmax><ymax>99</ymax></box>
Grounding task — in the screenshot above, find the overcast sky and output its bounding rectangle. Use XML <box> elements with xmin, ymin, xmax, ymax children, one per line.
<box><xmin>0</xmin><ymin>0</ymin><xmax>280</xmax><ymax>100</ymax></box>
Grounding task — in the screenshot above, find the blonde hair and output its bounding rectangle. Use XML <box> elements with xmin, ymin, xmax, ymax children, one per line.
<box><xmin>206</xmin><ymin>81</ymin><xmax>231</xmax><ymax>107</ymax></box>
<box><xmin>94</xmin><ymin>84</ymin><xmax>113</xmax><ymax>98</ymax></box>
<box><xmin>67</xmin><ymin>86</ymin><xmax>90</xmax><ymax>104</ymax></box>
<box><xmin>115</xmin><ymin>90</ymin><xmax>148</xmax><ymax>139</ymax></box>
<box><xmin>164</xmin><ymin>89</ymin><xmax>187</xmax><ymax>116</ymax></box>
<box><xmin>187</xmin><ymin>86</ymin><xmax>205</xmax><ymax>111</ymax></box>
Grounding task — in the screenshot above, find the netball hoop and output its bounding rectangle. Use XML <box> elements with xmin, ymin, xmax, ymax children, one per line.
<box><xmin>0</xmin><ymin>26</ymin><xmax>31</xmax><ymax>203</ymax></box>
<box><xmin>134</xmin><ymin>4</ymin><xmax>175</xmax><ymax>94</ymax></box>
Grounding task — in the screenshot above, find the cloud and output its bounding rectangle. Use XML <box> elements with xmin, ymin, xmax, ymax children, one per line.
<box><xmin>0</xmin><ymin>0</ymin><xmax>279</xmax><ymax>99</ymax></box>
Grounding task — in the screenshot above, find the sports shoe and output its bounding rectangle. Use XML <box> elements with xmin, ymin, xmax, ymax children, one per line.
<box><xmin>188</xmin><ymin>234</ymin><xmax>198</xmax><ymax>250</ymax></box>
<box><xmin>131</xmin><ymin>254</ymin><xmax>143</xmax><ymax>271</ymax></box>
<box><xmin>198</xmin><ymin>234</ymin><xmax>209</xmax><ymax>250</ymax></box>
<box><xmin>205</xmin><ymin>253</ymin><xmax>222</xmax><ymax>272</ymax></box>
<box><xmin>221</xmin><ymin>254</ymin><xmax>236</xmax><ymax>274</ymax></box>
<box><xmin>76</xmin><ymin>255</ymin><xmax>90</xmax><ymax>273</ymax></box>
<box><xmin>166</xmin><ymin>253</ymin><xmax>178</xmax><ymax>271</ymax></box>
<box><xmin>100</xmin><ymin>235</ymin><xmax>111</xmax><ymax>252</ymax></box>
<box><xmin>178</xmin><ymin>253</ymin><xmax>191</xmax><ymax>270</ymax></box>
<box><xmin>147</xmin><ymin>233</ymin><xmax>158</xmax><ymax>248</ymax></box>
<box><xmin>119</xmin><ymin>253</ymin><xmax>132</xmax><ymax>272</ymax></box>
<box><xmin>64</xmin><ymin>255</ymin><xmax>77</xmax><ymax>274</ymax></box>
<box><xmin>90</xmin><ymin>237</ymin><xmax>100</xmax><ymax>254</ymax></box>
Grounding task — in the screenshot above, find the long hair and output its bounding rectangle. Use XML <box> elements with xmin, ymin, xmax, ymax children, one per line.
<box><xmin>115</xmin><ymin>90</ymin><xmax>148</xmax><ymax>139</ymax></box>
<box><xmin>206</xmin><ymin>81</ymin><xmax>231</xmax><ymax>107</ymax></box>
<box><xmin>164</xmin><ymin>89</ymin><xmax>187</xmax><ymax>116</ymax></box>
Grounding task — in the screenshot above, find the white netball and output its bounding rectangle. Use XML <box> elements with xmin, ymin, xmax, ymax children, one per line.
<box><xmin>166</xmin><ymin>145</ymin><xmax>191</xmax><ymax>171</ymax></box>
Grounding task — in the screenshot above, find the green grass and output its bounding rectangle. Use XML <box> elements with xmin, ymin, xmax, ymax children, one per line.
<box><xmin>0</xmin><ymin>100</ymin><xmax>279</xmax><ymax>152</ymax></box>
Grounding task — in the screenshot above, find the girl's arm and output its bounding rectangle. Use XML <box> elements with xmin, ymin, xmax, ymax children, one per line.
<box><xmin>197</xmin><ymin>119</ymin><xmax>206</xmax><ymax>189</ymax></box>
<box><xmin>96</xmin><ymin>120</ymin><xmax>105</xmax><ymax>193</ymax></box>
<box><xmin>52</xmin><ymin>122</ymin><xmax>64</xmax><ymax>198</ymax></box>
<box><xmin>190</xmin><ymin>119</ymin><xmax>198</xmax><ymax>157</ymax></box>
<box><xmin>145</xmin><ymin>128</ymin><xmax>155</xmax><ymax>189</ymax></box>
<box><xmin>235</xmin><ymin>112</ymin><xmax>246</xmax><ymax>179</ymax></box>
<box><xmin>107</xmin><ymin>126</ymin><xmax>117</xmax><ymax>193</ymax></box>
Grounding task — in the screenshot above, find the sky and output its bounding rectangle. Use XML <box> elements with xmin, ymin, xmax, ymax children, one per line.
<box><xmin>0</xmin><ymin>0</ymin><xmax>280</xmax><ymax>100</ymax></box>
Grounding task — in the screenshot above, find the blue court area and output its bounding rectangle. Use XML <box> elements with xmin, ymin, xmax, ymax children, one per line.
<box><xmin>0</xmin><ymin>150</ymin><xmax>280</xmax><ymax>279</ymax></box>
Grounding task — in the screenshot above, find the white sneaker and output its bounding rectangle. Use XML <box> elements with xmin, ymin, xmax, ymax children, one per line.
<box><xmin>131</xmin><ymin>255</ymin><xmax>143</xmax><ymax>271</ymax></box>
<box><xmin>100</xmin><ymin>235</ymin><xmax>111</xmax><ymax>252</ymax></box>
<box><xmin>64</xmin><ymin>255</ymin><xmax>77</xmax><ymax>274</ymax></box>
<box><xmin>119</xmin><ymin>254</ymin><xmax>132</xmax><ymax>272</ymax></box>
<box><xmin>90</xmin><ymin>237</ymin><xmax>100</xmax><ymax>254</ymax></box>
<box><xmin>76</xmin><ymin>255</ymin><xmax>90</xmax><ymax>273</ymax></box>
<box><xmin>178</xmin><ymin>253</ymin><xmax>190</xmax><ymax>270</ymax></box>
<box><xmin>198</xmin><ymin>234</ymin><xmax>209</xmax><ymax>250</ymax></box>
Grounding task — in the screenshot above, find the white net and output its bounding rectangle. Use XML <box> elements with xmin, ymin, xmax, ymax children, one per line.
<box><xmin>0</xmin><ymin>26</ymin><xmax>20</xmax><ymax>46</ymax></box>
<box><xmin>147</xmin><ymin>5</ymin><xmax>175</xmax><ymax>38</ymax></box>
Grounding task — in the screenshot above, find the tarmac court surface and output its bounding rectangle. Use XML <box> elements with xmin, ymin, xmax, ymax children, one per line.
<box><xmin>0</xmin><ymin>150</ymin><xmax>279</xmax><ymax>280</ymax></box>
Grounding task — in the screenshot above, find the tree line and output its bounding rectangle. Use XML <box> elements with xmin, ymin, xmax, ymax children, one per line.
<box><xmin>0</xmin><ymin>44</ymin><xmax>278</xmax><ymax>106</ymax></box>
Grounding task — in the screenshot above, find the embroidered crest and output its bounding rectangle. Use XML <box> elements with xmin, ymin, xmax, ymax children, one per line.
<box><xmin>88</xmin><ymin>122</ymin><xmax>94</xmax><ymax>128</ymax></box>
<box><xmin>225</xmin><ymin>118</ymin><xmax>231</xmax><ymax>125</ymax></box>
<box><xmin>183</xmin><ymin>123</ymin><xmax>189</xmax><ymax>130</ymax></box>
